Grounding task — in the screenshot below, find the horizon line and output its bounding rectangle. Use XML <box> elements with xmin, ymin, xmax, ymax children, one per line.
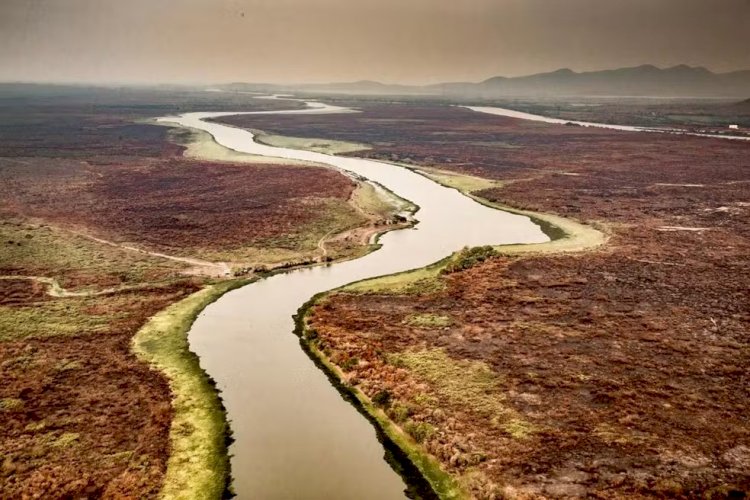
<box><xmin>1</xmin><ymin>63</ymin><xmax>748</xmax><ymax>89</ymax></box>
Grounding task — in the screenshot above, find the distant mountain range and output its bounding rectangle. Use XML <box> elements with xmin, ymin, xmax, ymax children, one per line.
<box><xmin>223</xmin><ymin>65</ymin><xmax>750</xmax><ymax>98</ymax></box>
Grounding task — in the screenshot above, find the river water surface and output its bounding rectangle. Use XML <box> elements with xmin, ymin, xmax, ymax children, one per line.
<box><xmin>158</xmin><ymin>102</ymin><xmax>548</xmax><ymax>499</ymax></box>
<box><xmin>463</xmin><ymin>105</ymin><xmax>750</xmax><ymax>141</ymax></box>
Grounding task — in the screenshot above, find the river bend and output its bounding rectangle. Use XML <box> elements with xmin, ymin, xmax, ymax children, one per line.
<box><xmin>158</xmin><ymin>102</ymin><xmax>548</xmax><ymax>499</ymax></box>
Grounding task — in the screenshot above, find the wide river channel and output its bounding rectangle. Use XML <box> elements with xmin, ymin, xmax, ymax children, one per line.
<box><xmin>158</xmin><ymin>101</ymin><xmax>549</xmax><ymax>499</ymax></box>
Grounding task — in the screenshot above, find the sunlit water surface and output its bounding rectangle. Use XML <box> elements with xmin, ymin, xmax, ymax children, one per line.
<box><xmin>158</xmin><ymin>102</ymin><xmax>548</xmax><ymax>499</ymax></box>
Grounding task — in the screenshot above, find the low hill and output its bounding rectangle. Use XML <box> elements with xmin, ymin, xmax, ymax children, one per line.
<box><xmin>465</xmin><ymin>65</ymin><xmax>750</xmax><ymax>98</ymax></box>
<box><xmin>222</xmin><ymin>65</ymin><xmax>750</xmax><ymax>98</ymax></box>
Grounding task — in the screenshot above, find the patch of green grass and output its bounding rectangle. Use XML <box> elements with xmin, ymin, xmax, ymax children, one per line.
<box><xmin>406</xmin><ymin>313</ymin><xmax>452</xmax><ymax>328</ymax></box>
<box><xmin>254</xmin><ymin>131</ymin><xmax>371</xmax><ymax>155</ymax></box>
<box><xmin>132</xmin><ymin>279</ymin><xmax>250</xmax><ymax>500</ymax></box>
<box><xmin>404</xmin><ymin>420</ymin><xmax>436</xmax><ymax>443</ymax></box>
<box><xmin>388</xmin><ymin>349</ymin><xmax>504</xmax><ymax>418</ymax></box>
<box><xmin>0</xmin><ymin>397</ymin><xmax>24</xmax><ymax>411</ymax></box>
<box><xmin>0</xmin><ymin>220</ymin><xmax>185</xmax><ymax>289</ymax></box>
<box><xmin>55</xmin><ymin>358</ymin><xmax>82</xmax><ymax>372</ymax></box>
<box><xmin>391</xmin><ymin>349</ymin><xmax>537</xmax><ymax>440</ymax></box>
<box><xmin>343</xmin><ymin>257</ymin><xmax>449</xmax><ymax>295</ymax></box>
<box><xmin>351</xmin><ymin>181</ymin><xmax>416</xmax><ymax>221</ymax></box>
<box><xmin>418</xmin><ymin>167</ymin><xmax>503</xmax><ymax>194</ymax></box>
<box><xmin>442</xmin><ymin>246</ymin><xmax>498</xmax><ymax>274</ymax></box>
<box><xmin>413</xmin><ymin>393</ymin><xmax>438</xmax><ymax>407</ymax></box>
<box><xmin>103</xmin><ymin>450</ymin><xmax>135</xmax><ymax>464</ymax></box>
<box><xmin>352</xmin><ymin>182</ymin><xmax>399</xmax><ymax>219</ymax></box>
<box><xmin>0</xmin><ymin>287</ymin><xmax>183</xmax><ymax>342</ymax></box>
<box><xmin>52</xmin><ymin>432</ymin><xmax>80</xmax><ymax>448</ymax></box>
<box><xmin>24</xmin><ymin>421</ymin><xmax>47</xmax><ymax>432</ymax></box>
<box><xmin>390</xmin><ymin>403</ymin><xmax>412</xmax><ymax>423</ymax></box>
<box><xmin>341</xmin><ymin>244</ymin><xmax>502</xmax><ymax>297</ymax></box>
<box><xmin>501</xmin><ymin>418</ymin><xmax>536</xmax><ymax>439</ymax></box>
<box><xmin>0</xmin><ymin>299</ymin><xmax>111</xmax><ymax>341</ymax></box>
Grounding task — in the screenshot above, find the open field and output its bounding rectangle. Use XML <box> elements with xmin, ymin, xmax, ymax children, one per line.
<box><xmin>289</xmin><ymin>102</ymin><xmax>750</xmax><ymax>498</ymax></box>
<box><xmin>0</xmin><ymin>155</ymin><xmax>366</xmax><ymax>265</ymax></box>
<box><xmin>4</xmin><ymin>87</ymin><xmax>748</xmax><ymax>498</ymax></box>
<box><xmin>217</xmin><ymin>100</ymin><xmax>750</xmax><ymax>179</ymax></box>
<box><xmin>0</xmin><ymin>87</ymin><xmax>395</xmax><ymax>497</ymax></box>
<box><xmin>0</xmin><ymin>87</ymin><xmax>382</xmax><ymax>270</ymax></box>
<box><xmin>0</xmin><ymin>272</ymin><xmax>202</xmax><ymax>496</ymax></box>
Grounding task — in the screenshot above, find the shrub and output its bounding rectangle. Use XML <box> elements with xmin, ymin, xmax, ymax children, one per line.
<box><xmin>442</xmin><ymin>246</ymin><xmax>497</xmax><ymax>274</ymax></box>
<box><xmin>405</xmin><ymin>420</ymin><xmax>436</xmax><ymax>443</ymax></box>
<box><xmin>340</xmin><ymin>356</ymin><xmax>359</xmax><ymax>371</ymax></box>
<box><xmin>390</xmin><ymin>403</ymin><xmax>412</xmax><ymax>423</ymax></box>
<box><xmin>372</xmin><ymin>390</ymin><xmax>392</xmax><ymax>408</ymax></box>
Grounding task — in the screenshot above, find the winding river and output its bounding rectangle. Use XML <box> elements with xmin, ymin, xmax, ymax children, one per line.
<box><xmin>158</xmin><ymin>102</ymin><xmax>548</xmax><ymax>499</ymax></box>
<box><xmin>463</xmin><ymin>105</ymin><xmax>750</xmax><ymax>141</ymax></box>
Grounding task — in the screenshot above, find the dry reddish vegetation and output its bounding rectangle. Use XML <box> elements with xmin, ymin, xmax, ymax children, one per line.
<box><xmin>219</xmin><ymin>101</ymin><xmax>750</xmax><ymax>182</ymax></box>
<box><xmin>0</xmin><ymin>93</ymin><xmax>357</xmax><ymax>258</ymax></box>
<box><xmin>299</xmin><ymin>103</ymin><xmax>750</xmax><ymax>498</ymax></box>
<box><xmin>0</xmin><ymin>88</ymin><xmax>342</xmax><ymax>498</ymax></box>
<box><xmin>0</xmin><ymin>279</ymin><xmax>49</xmax><ymax>306</ymax></box>
<box><xmin>0</xmin><ymin>157</ymin><xmax>355</xmax><ymax>256</ymax></box>
<box><xmin>1</xmin><ymin>281</ymin><xmax>201</xmax><ymax>497</ymax></box>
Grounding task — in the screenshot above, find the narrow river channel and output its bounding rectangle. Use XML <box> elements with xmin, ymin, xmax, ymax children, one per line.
<box><xmin>158</xmin><ymin>101</ymin><xmax>549</xmax><ymax>499</ymax></box>
<box><xmin>463</xmin><ymin>105</ymin><xmax>750</xmax><ymax>141</ymax></box>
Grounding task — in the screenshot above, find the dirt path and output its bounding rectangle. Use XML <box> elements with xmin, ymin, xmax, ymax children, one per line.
<box><xmin>0</xmin><ymin>275</ymin><xmax>157</xmax><ymax>298</ymax></box>
<box><xmin>72</xmin><ymin>231</ymin><xmax>232</xmax><ymax>277</ymax></box>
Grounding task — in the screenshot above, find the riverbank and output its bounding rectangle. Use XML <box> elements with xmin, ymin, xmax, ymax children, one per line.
<box><xmin>300</xmin><ymin>102</ymin><xmax>750</xmax><ymax>498</ymax></box>
<box><xmin>169</xmin><ymin>103</ymin><xmax>550</xmax><ymax>499</ymax></box>
<box><xmin>294</xmin><ymin>290</ymin><xmax>466</xmax><ymax>500</ymax></box>
<box><xmin>0</xmin><ymin>91</ymin><xmax>414</xmax><ymax>497</ymax></box>
<box><xmin>122</xmin><ymin>120</ymin><xmax>419</xmax><ymax>498</ymax></box>
<box><xmin>409</xmin><ymin>165</ymin><xmax>607</xmax><ymax>254</ymax></box>
<box><xmin>132</xmin><ymin>279</ymin><xmax>249</xmax><ymax>499</ymax></box>
<box><xmin>295</xmin><ymin>173</ymin><xmax>602</xmax><ymax>498</ymax></box>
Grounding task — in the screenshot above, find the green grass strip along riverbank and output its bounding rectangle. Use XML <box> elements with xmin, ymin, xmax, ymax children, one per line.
<box><xmin>411</xmin><ymin>165</ymin><xmax>607</xmax><ymax>254</ymax></box>
<box><xmin>137</xmin><ymin>127</ymin><xmax>605</xmax><ymax>499</ymax></box>
<box><xmin>294</xmin><ymin>291</ymin><xmax>469</xmax><ymax>500</ymax></box>
<box><xmin>132</xmin><ymin>279</ymin><xmax>250</xmax><ymax>500</ymax></box>
<box><xmin>292</xmin><ymin>166</ymin><xmax>608</xmax><ymax>500</ymax></box>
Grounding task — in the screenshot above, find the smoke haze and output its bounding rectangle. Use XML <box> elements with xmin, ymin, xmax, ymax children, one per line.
<box><xmin>1</xmin><ymin>0</ymin><xmax>748</xmax><ymax>84</ymax></box>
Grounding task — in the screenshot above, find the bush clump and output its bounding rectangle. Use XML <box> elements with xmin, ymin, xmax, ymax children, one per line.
<box><xmin>372</xmin><ymin>390</ymin><xmax>392</xmax><ymax>408</ymax></box>
<box><xmin>405</xmin><ymin>420</ymin><xmax>436</xmax><ymax>443</ymax></box>
<box><xmin>442</xmin><ymin>246</ymin><xmax>497</xmax><ymax>274</ymax></box>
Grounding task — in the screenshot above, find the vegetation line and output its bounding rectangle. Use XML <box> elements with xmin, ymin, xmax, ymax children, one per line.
<box><xmin>132</xmin><ymin>279</ymin><xmax>250</xmax><ymax>500</ymax></box>
<box><xmin>144</xmin><ymin>114</ymin><xmax>603</xmax><ymax>499</ymax></box>
<box><xmin>293</xmin><ymin>165</ymin><xmax>609</xmax><ymax>500</ymax></box>
<box><xmin>406</xmin><ymin>165</ymin><xmax>608</xmax><ymax>253</ymax></box>
<box><xmin>294</xmin><ymin>292</ymin><xmax>467</xmax><ymax>500</ymax></box>
<box><xmin>72</xmin><ymin>229</ymin><xmax>231</xmax><ymax>276</ymax></box>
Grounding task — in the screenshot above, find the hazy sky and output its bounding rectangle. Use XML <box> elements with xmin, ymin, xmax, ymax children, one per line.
<box><xmin>1</xmin><ymin>0</ymin><xmax>749</xmax><ymax>84</ymax></box>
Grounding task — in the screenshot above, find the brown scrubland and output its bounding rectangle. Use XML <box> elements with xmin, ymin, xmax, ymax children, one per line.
<box><xmin>243</xmin><ymin>102</ymin><xmax>750</xmax><ymax>498</ymax></box>
<box><xmin>0</xmin><ymin>88</ymin><xmax>371</xmax><ymax>498</ymax></box>
<box><xmin>2</xmin><ymin>88</ymin><xmax>748</xmax><ymax>498</ymax></box>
